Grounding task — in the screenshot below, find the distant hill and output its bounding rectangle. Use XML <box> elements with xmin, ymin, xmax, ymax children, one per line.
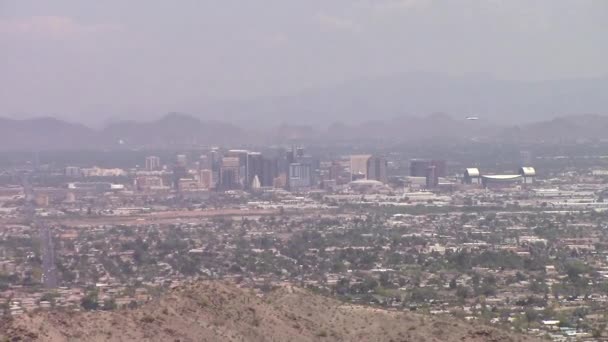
<box><xmin>0</xmin><ymin>114</ymin><xmax>244</xmax><ymax>150</ymax></box>
<box><xmin>270</xmin><ymin>113</ymin><xmax>608</xmax><ymax>144</ymax></box>
<box><xmin>323</xmin><ymin>113</ymin><xmax>500</xmax><ymax>143</ymax></box>
<box><xmin>102</xmin><ymin>112</ymin><xmax>245</xmax><ymax>147</ymax></box>
<box><xmin>2</xmin><ymin>112</ymin><xmax>608</xmax><ymax>150</ymax></box>
<box><xmin>0</xmin><ymin>117</ymin><xmax>99</xmax><ymax>150</ymax></box>
<box><xmin>0</xmin><ymin>281</ymin><xmax>539</xmax><ymax>342</ymax></box>
<box><xmin>198</xmin><ymin>73</ymin><xmax>608</xmax><ymax>127</ymax></box>
<box><xmin>497</xmin><ymin>114</ymin><xmax>608</xmax><ymax>143</ymax></box>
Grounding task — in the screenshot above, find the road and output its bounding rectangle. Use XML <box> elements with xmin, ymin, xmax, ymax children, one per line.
<box><xmin>24</xmin><ymin>208</ymin><xmax>286</xmax><ymax>228</ymax></box>
<box><xmin>21</xmin><ymin>172</ymin><xmax>58</xmax><ymax>288</ymax></box>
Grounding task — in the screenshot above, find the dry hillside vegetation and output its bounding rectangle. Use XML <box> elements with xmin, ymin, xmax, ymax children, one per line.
<box><xmin>1</xmin><ymin>281</ymin><xmax>540</xmax><ymax>342</ymax></box>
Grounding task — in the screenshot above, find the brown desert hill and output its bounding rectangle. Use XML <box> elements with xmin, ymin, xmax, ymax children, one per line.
<box><xmin>1</xmin><ymin>281</ymin><xmax>539</xmax><ymax>342</ymax></box>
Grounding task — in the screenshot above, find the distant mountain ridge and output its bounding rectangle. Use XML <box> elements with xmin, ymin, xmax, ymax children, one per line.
<box><xmin>102</xmin><ymin>113</ymin><xmax>245</xmax><ymax>147</ymax></box>
<box><xmin>1</xmin><ymin>112</ymin><xmax>608</xmax><ymax>150</ymax></box>
<box><xmin>196</xmin><ymin>73</ymin><xmax>608</xmax><ymax>127</ymax></box>
<box><xmin>0</xmin><ymin>117</ymin><xmax>98</xmax><ymax>150</ymax></box>
<box><xmin>0</xmin><ymin>113</ymin><xmax>244</xmax><ymax>150</ymax></box>
<box><xmin>4</xmin><ymin>73</ymin><xmax>607</xmax><ymax>130</ymax></box>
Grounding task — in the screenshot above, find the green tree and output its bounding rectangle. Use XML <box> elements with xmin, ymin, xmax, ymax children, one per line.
<box><xmin>102</xmin><ymin>298</ymin><xmax>117</xmax><ymax>311</ymax></box>
<box><xmin>456</xmin><ymin>285</ymin><xmax>470</xmax><ymax>299</ymax></box>
<box><xmin>81</xmin><ymin>291</ymin><xmax>99</xmax><ymax>311</ymax></box>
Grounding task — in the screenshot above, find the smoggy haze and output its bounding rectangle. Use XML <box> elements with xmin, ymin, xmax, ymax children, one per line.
<box><xmin>1</xmin><ymin>0</ymin><xmax>607</xmax><ymax>124</ymax></box>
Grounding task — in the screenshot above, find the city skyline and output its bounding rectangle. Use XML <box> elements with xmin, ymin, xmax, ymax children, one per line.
<box><xmin>1</xmin><ymin>2</ymin><xmax>608</xmax><ymax>340</ymax></box>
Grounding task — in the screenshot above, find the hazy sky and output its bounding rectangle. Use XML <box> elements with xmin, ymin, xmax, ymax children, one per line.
<box><xmin>1</xmin><ymin>0</ymin><xmax>607</xmax><ymax>123</ymax></box>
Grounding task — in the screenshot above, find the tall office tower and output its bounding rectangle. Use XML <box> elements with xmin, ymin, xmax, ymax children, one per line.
<box><xmin>425</xmin><ymin>165</ymin><xmax>439</xmax><ymax>188</ymax></box>
<box><xmin>209</xmin><ymin>149</ymin><xmax>222</xmax><ymax>171</ymax></box>
<box><xmin>227</xmin><ymin>150</ymin><xmax>249</xmax><ymax>186</ymax></box>
<box><xmin>273</xmin><ymin>148</ymin><xmax>291</xmax><ymax>186</ymax></box>
<box><xmin>199</xmin><ymin>169</ymin><xmax>213</xmax><ymax>189</ymax></box>
<box><xmin>350</xmin><ymin>155</ymin><xmax>372</xmax><ymax>181</ymax></box>
<box><xmin>285</xmin><ymin>148</ymin><xmax>295</xmax><ymax>169</ymax></box>
<box><xmin>199</xmin><ymin>155</ymin><xmax>211</xmax><ymax>170</ymax></box>
<box><xmin>410</xmin><ymin>159</ymin><xmax>447</xmax><ymax>177</ymax></box>
<box><xmin>431</xmin><ymin>160</ymin><xmax>447</xmax><ymax>178</ymax></box>
<box><xmin>328</xmin><ymin>161</ymin><xmax>343</xmax><ymax>181</ymax></box>
<box><xmin>410</xmin><ymin>159</ymin><xmax>430</xmax><ymax>177</ymax></box>
<box><xmin>289</xmin><ymin>162</ymin><xmax>312</xmax><ymax>190</ymax></box>
<box><xmin>145</xmin><ymin>156</ymin><xmax>161</xmax><ymax>171</ymax></box>
<box><xmin>220</xmin><ymin>157</ymin><xmax>240</xmax><ymax>190</ymax></box>
<box><xmin>350</xmin><ymin>155</ymin><xmax>388</xmax><ymax>183</ymax></box>
<box><xmin>246</xmin><ymin>152</ymin><xmax>264</xmax><ymax>189</ymax></box>
<box><xmin>176</xmin><ymin>154</ymin><xmax>188</xmax><ymax>167</ymax></box>
<box><xmin>65</xmin><ymin>166</ymin><xmax>82</xmax><ymax>178</ymax></box>
<box><xmin>208</xmin><ymin>148</ymin><xmax>222</xmax><ymax>187</ymax></box>
<box><xmin>296</xmin><ymin>146</ymin><xmax>305</xmax><ymax>158</ymax></box>
<box><xmin>367</xmin><ymin>156</ymin><xmax>388</xmax><ymax>183</ymax></box>
<box><xmin>261</xmin><ymin>157</ymin><xmax>278</xmax><ymax>187</ymax></box>
<box><xmin>172</xmin><ymin>165</ymin><xmax>188</xmax><ymax>189</ymax></box>
<box><xmin>32</xmin><ymin>151</ymin><xmax>40</xmax><ymax>170</ymax></box>
<box><xmin>298</xmin><ymin>154</ymin><xmax>319</xmax><ymax>187</ymax></box>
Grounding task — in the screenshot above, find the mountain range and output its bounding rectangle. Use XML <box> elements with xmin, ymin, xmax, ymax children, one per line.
<box><xmin>0</xmin><ymin>281</ymin><xmax>539</xmax><ymax>342</ymax></box>
<box><xmin>7</xmin><ymin>72</ymin><xmax>608</xmax><ymax>128</ymax></box>
<box><xmin>195</xmin><ymin>73</ymin><xmax>608</xmax><ymax>127</ymax></box>
<box><xmin>2</xmin><ymin>112</ymin><xmax>608</xmax><ymax>150</ymax></box>
<box><xmin>2</xmin><ymin>72</ymin><xmax>607</xmax><ymax>149</ymax></box>
<box><xmin>0</xmin><ymin>113</ymin><xmax>245</xmax><ymax>150</ymax></box>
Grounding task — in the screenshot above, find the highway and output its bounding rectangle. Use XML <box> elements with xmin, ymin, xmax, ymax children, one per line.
<box><xmin>21</xmin><ymin>172</ymin><xmax>58</xmax><ymax>288</ymax></box>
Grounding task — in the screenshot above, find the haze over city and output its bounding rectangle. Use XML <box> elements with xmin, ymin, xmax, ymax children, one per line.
<box><xmin>1</xmin><ymin>0</ymin><xmax>607</xmax><ymax>126</ymax></box>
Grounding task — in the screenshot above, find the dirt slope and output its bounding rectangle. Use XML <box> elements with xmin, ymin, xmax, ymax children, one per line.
<box><xmin>1</xmin><ymin>282</ymin><xmax>539</xmax><ymax>342</ymax></box>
